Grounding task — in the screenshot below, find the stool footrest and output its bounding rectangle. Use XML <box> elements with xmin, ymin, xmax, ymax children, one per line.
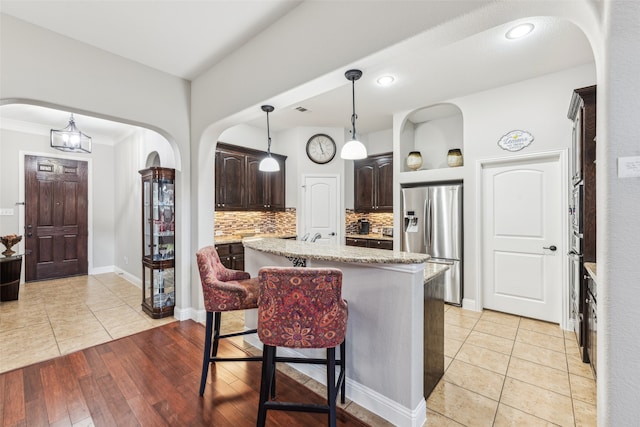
<box><xmin>218</xmin><ymin>328</ymin><xmax>257</xmax><ymax>339</ymax></box>
<box><xmin>263</xmin><ymin>401</ymin><xmax>330</xmax><ymax>414</ymax></box>
<box><xmin>275</xmin><ymin>356</ymin><xmax>343</xmax><ymax>365</ymax></box>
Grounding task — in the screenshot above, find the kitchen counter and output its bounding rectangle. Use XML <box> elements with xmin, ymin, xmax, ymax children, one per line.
<box><xmin>243</xmin><ymin>237</ymin><xmax>428</xmax><ymax>264</ymax></box>
<box><xmin>584</xmin><ymin>262</ymin><xmax>597</xmax><ymax>284</ymax></box>
<box><xmin>424</xmin><ymin>261</ymin><xmax>449</xmax><ymax>283</ymax></box>
<box><xmin>243</xmin><ymin>238</ymin><xmax>433</xmax><ymax>426</ymax></box>
<box><xmin>214</xmin><ymin>233</ymin><xmax>296</xmax><ymax>245</ymax></box>
<box><xmin>345</xmin><ymin>233</ymin><xmax>393</xmax><ymax>241</ymax></box>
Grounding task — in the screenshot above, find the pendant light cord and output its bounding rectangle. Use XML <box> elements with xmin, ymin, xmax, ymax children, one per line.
<box><xmin>351</xmin><ymin>78</ymin><xmax>357</xmax><ymax>139</ymax></box>
<box><xmin>266</xmin><ymin>109</ymin><xmax>272</xmax><ymax>155</ymax></box>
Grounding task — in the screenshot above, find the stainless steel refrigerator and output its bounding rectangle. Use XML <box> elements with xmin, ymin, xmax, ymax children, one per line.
<box><xmin>401</xmin><ymin>183</ymin><xmax>463</xmax><ymax>305</ymax></box>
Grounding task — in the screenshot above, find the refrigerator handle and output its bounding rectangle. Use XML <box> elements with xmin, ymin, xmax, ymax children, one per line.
<box><xmin>425</xmin><ymin>198</ymin><xmax>431</xmax><ymax>249</ymax></box>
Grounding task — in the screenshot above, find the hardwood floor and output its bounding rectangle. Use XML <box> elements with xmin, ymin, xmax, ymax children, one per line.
<box><xmin>0</xmin><ymin>320</ymin><xmax>368</xmax><ymax>427</ymax></box>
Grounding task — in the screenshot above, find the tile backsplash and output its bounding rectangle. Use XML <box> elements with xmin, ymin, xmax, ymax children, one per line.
<box><xmin>215</xmin><ymin>208</ymin><xmax>393</xmax><ymax>237</ymax></box>
<box><xmin>214</xmin><ymin>209</ymin><xmax>297</xmax><ymax>236</ymax></box>
<box><xmin>346</xmin><ymin>210</ymin><xmax>393</xmax><ymax>234</ymax></box>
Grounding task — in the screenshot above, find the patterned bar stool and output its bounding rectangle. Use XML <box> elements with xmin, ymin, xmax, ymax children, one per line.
<box><xmin>196</xmin><ymin>245</ymin><xmax>262</xmax><ymax>396</ymax></box>
<box><xmin>256</xmin><ymin>267</ymin><xmax>348</xmax><ymax>427</ymax></box>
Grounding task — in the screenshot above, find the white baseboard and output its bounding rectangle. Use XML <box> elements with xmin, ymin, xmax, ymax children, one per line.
<box><xmin>243</xmin><ymin>335</ymin><xmax>426</xmax><ymax>427</ymax></box>
<box><xmin>89</xmin><ymin>265</ymin><xmax>114</xmax><ymax>275</ymax></box>
<box><xmin>175</xmin><ymin>306</ymin><xmax>204</xmax><ymax>322</ymax></box>
<box><xmin>462</xmin><ymin>297</ymin><xmax>480</xmax><ymax>312</ymax></box>
<box><xmin>113</xmin><ymin>266</ymin><xmax>141</xmax><ymax>288</ymax></box>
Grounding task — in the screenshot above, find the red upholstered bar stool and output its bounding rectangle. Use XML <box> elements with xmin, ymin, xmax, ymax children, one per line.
<box><xmin>256</xmin><ymin>267</ymin><xmax>348</xmax><ymax>427</ymax></box>
<box><xmin>196</xmin><ymin>245</ymin><xmax>262</xmax><ymax>396</ymax></box>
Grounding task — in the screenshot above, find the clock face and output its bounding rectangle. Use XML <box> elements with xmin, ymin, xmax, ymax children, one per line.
<box><xmin>306</xmin><ymin>134</ymin><xmax>336</xmax><ymax>164</ymax></box>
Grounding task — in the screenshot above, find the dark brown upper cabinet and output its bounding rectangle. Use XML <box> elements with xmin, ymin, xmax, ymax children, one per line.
<box><xmin>215</xmin><ymin>143</ymin><xmax>286</xmax><ymax>211</ymax></box>
<box><xmin>354</xmin><ymin>152</ymin><xmax>393</xmax><ymax>212</ymax></box>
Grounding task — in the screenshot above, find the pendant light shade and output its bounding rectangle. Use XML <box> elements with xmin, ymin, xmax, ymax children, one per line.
<box><xmin>340</xmin><ymin>69</ymin><xmax>367</xmax><ymax>160</ymax></box>
<box><xmin>259</xmin><ymin>105</ymin><xmax>280</xmax><ymax>172</ymax></box>
<box><xmin>50</xmin><ymin>114</ymin><xmax>92</xmax><ymax>153</ymax></box>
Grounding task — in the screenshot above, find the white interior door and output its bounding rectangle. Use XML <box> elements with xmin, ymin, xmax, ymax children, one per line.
<box><xmin>302</xmin><ymin>175</ymin><xmax>339</xmax><ymax>245</ymax></box>
<box><xmin>482</xmin><ymin>156</ymin><xmax>562</xmax><ymax>322</ymax></box>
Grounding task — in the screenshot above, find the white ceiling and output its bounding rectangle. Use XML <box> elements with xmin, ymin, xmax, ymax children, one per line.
<box><xmin>0</xmin><ymin>2</ymin><xmax>595</xmax><ymax>138</ymax></box>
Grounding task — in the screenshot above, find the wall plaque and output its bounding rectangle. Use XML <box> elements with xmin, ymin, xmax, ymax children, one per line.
<box><xmin>498</xmin><ymin>130</ymin><xmax>534</xmax><ymax>152</ymax></box>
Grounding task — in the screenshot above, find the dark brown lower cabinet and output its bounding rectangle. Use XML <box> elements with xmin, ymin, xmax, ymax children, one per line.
<box><xmin>586</xmin><ymin>276</ymin><xmax>597</xmax><ymax>378</ymax></box>
<box><xmin>346</xmin><ymin>237</ymin><xmax>393</xmax><ymax>250</ymax></box>
<box><xmin>424</xmin><ymin>271</ymin><xmax>444</xmax><ymax>398</ymax></box>
<box><xmin>215</xmin><ymin>243</ymin><xmax>245</xmax><ymax>271</ymax></box>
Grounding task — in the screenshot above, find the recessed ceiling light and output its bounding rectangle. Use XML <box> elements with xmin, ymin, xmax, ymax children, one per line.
<box><xmin>505</xmin><ymin>23</ymin><xmax>534</xmax><ymax>40</ymax></box>
<box><xmin>376</xmin><ymin>75</ymin><xmax>395</xmax><ymax>86</ymax></box>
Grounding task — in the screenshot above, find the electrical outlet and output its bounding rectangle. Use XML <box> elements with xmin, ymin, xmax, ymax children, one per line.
<box><xmin>0</xmin><ymin>208</ymin><xmax>14</xmax><ymax>216</ymax></box>
<box><xmin>123</xmin><ymin>256</ymin><xmax>129</xmax><ymax>264</ymax></box>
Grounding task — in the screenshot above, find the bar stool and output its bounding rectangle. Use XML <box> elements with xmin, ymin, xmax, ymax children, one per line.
<box><xmin>256</xmin><ymin>267</ymin><xmax>348</xmax><ymax>427</ymax></box>
<box><xmin>196</xmin><ymin>245</ymin><xmax>262</xmax><ymax>396</ymax></box>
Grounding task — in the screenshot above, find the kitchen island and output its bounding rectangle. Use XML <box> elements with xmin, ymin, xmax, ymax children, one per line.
<box><xmin>242</xmin><ymin>237</ymin><xmax>445</xmax><ymax>427</ymax></box>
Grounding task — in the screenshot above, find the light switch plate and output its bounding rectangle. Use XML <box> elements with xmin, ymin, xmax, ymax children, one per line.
<box><xmin>0</xmin><ymin>208</ymin><xmax>14</xmax><ymax>216</ymax></box>
<box><xmin>618</xmin><ymin>156</ymin><xmax>640</xmax><ymax>178</ymax></box>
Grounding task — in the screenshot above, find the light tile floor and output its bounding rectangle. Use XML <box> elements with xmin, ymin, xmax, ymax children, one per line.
<box><xmin>424</xmin><ymin>305</ymin><xmax>597</xmax><ymax>427</ymax></box>
<box><xmin>0</xmin><ymin>273</ymin><xmax>175</xmax><ymax>374</ymax></box>
<box><xmin>1</xmin><ymin>274</ymin><xmax>597</xmax><ymax>426</ymax></box>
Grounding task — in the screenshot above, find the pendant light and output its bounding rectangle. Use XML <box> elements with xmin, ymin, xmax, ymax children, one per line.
<box><xmin>50</xmin><ymin>113</ymin><xmax>92</xmax><ymax>153</ymax></box>
<box><xmin>258</xmin><ymin>105</ymin><xmax>280</xmax><ymax>172</ymax></box>
<box><xmin>340</xmin><ymin>69</ymin><xmax>367</xmax><ymax>160</ymax></box>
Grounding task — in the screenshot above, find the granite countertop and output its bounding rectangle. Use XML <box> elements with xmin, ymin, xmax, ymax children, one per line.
<box><xmin>243</xmin><ymin>237</ymin><xmax>428</xmax><ymax>265</ymax></box>
<box><xmin>345</xmin><ymin>233</ymin><xmax>393</xmax><ymax>241</ymax></box>
<box><xmin>424</xmin><ymin>261</ymin><xmax>450</xmax><ymax>283</ymax></box>
<box><xmin>584</xmin><ymin>262</ymin><xmax>597</xmax><ymax>284</ymax></box>
<box><xmin>215</xmin><ymin>233</ymin><xmax>297</xmax><ymax>244</ymax></box>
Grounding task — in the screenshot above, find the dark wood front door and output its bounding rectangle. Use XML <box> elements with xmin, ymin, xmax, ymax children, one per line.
<box><xmin>24</xmin><ymin>155</ymin><xmax>88</xmax><ymax>281</ymax></box>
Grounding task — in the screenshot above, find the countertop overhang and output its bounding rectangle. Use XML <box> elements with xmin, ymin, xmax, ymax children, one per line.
<box><xmin>243</xmin><ymin>237</ymin><xmax>428</xmax><ymax>265</ymax></box>
<box><xmin>424</xmin><ymin>261</ymin><xmax>449</xmax><ymax>282</ymax></box>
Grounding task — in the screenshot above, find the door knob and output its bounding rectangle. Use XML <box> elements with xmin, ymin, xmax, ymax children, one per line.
<box><xmin>543</xmin><ymin>245</ymin><xmax>557</xmax><ymax>251</ymax></box>
<box><xmin>328</xmin><ymin>232</ymin><xmax>336</xmax><ymax>236</ymax></box>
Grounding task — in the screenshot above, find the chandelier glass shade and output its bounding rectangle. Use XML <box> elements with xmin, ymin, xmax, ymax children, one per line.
<box><xmin>50</xmin><ymin>114</ymin><xmax>92</xmax><ymax>153</ymax></box>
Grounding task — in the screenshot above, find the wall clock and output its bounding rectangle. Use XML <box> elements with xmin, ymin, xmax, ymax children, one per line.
<box><xmin>306</xmin><ymin>134</ymin><xmax>336</xmax><ymax>164</ymax></box>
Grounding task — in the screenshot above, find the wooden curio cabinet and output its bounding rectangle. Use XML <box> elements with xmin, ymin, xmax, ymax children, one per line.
<box><xmin>139</xmin><ymin>167</ymin><xmax>175</xmax><ymax>318</ymax></box>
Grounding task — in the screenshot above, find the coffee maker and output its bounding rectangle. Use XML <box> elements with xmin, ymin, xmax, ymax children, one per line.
<box><xmin>357</xmin><ymin>218</ymin><xmax>370</xmax><ymax>235</ymax></box>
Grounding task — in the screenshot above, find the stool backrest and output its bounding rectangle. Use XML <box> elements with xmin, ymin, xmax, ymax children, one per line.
<box><xmin>196</xmin><ymin>245</ymin><xmax>254</xmax><ymax>312</ymax></box>
<box><xmin>257</xmin><ymin>267</ymin><xmax>348</xmax><ymax>349</ymax></box>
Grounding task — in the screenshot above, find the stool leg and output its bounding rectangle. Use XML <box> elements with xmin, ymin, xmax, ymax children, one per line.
<box><xmin>212</xmin><ymin>312</ymin><xmax>222</xmax><ymax>357</ymax></box>
<box><xmin>327</xmin><ymin>347</ymin><xmax>337</xmax><ymax>427</ymax></box>
<box><xmin>270</xmin><ymin>347</ymin><xmax>277</xmax><ymax>399</ymax></box>
<box><xmin>257</xmin><ymin>345</ymin><xmax>276</xmax><ymax>427</ymax></box>
<box><xmin>340</xmin><ymin>340</ymin><xmax>346</xmax><ymax>404</ymax></box>
<box><xmin>199</xmin><ymin>311</ymin><xmax>214</xmax><ymax>396</ymax></box>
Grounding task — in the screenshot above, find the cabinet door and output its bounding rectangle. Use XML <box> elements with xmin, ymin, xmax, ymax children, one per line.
<box><xmin>216</xmin><ymin>150</ymin><xmax>245</xmax><ymax>210</ymax></box>
<box><xmin>346</xmin><ymin>238</ymin><xmax>368</xmax><ymax>247</ymax></box>
<box><xmin>229</xmin><ymin>243</ymin><xmax>245</xmax><ymax>271</ymax></box>
<box><xmin>369</xmin><ymin>239</ymin><xmax>393</xmax><ymax>250</ymax></box>
<box><xmin>354</xmin><ymin>161</ymin><xmax>375</xmax><ymax>211</ymax></box>
<box><xmin>375</xmin><ymin>156</ymin><xmax>394</xmax><ymax>211</ymax></box>
<box><xmin>246</xmin><ymin>154</ymin><xmax>267</xmax><ymax>210</ymax></box>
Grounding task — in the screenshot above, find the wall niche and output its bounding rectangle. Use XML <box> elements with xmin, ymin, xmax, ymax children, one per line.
<box><xmin>400</xmin><ymin>103</ymin><xmax>463</xmax><ymax>172</ymax></box>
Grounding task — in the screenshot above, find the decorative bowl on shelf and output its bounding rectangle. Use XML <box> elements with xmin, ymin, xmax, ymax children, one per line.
<box><xmin>447</xmin><ymin>149</ymin><xmax>463</xmax><ymax>167</ymax></box>
<box><xmin>406</xmin><ymin>151</ymin><xmax>423</xmax><ymax>171</ymax></box>
<box><xmin>1</xmin><ymin>234</ymin><xmax>22</xmax><ymax>256</ymax></box>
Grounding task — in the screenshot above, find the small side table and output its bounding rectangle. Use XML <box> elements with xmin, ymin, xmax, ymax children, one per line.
<box><xmin>0</xmin><ymin>254</ymin><xmax>23</xmax><ymax>302</ymax></box>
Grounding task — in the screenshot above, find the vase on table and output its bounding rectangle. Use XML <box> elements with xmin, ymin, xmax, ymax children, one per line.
<box><xmin>1</xmin><ymin>234</ymin><xmax>22</xmax><ymax>257</ymax></box>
